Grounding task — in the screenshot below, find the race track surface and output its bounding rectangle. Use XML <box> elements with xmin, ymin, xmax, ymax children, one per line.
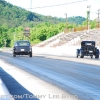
<box><xmin>0</xmin><ymin>51</ymin><xmax>100</xmax><ymax>100</ymax></box>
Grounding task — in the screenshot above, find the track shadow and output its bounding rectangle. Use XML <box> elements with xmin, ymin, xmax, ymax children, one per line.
<box><xmin>0</xmin><ymin>67</ymin><xmax>39</xmax><ymax>100</ymax></box>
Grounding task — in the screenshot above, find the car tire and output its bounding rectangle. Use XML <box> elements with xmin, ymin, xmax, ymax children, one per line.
<box><xmin>29</xmin><ymin>52</ymin><xmax>32</xmax><ymax>57</ymax></box>
<box><xmin>80</xmin><ymin>55</ymin><xmax>84</xmax><ymax>58</ymax></box>
<box><xmin>13</xmin><ymin>53</ymin><xmax>16</xmax><ymax>57</ymax></box>
<box><xmin>91</xmin><ymin>56</ymin><xmax>93</xmax><ymax>58</ymax></box>
<box><xmin>76</xmin><ymin>49</ymin><xmax>80</xmax><ymax>58</ymax></box>
<box><xmin>80</xmin><ymin>49</ymin><xmax>84</xmax><ymax>58</ymax></box>
<box><xmin>95</xmin><ymin>49</ymin><xmax>99</xmax><ymax>58</ymax></box>
<box><xmin>95</xmin><ymin>54</ymin><xmax>99</xmax><ymax>58</ymax></box>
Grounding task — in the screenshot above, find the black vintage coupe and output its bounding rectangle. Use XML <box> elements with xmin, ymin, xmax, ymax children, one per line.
<box><xmin>76</xmin><ymin>41</ymin><xmax>99</xmax><ymax>58</ymax></box>
<box><xmin>13</xmin><ymin>40</ymin><xmax>32</xmax><ymax>57</ymax></box>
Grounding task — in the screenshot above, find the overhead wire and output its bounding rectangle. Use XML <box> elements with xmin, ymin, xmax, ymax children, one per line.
<box><xmin>27</xmin><ymin>0</ymin><xmax>88</xmax><ymax>9</ymax></box>
<box><xmin>90</xmin><ymin>11</ymin><xmax>98</xmax><ymax>14</ymax></box>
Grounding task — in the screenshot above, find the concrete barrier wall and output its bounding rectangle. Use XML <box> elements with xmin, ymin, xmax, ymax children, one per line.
<box><xmin>0</xmin><ymin>78</ymin><xmax>14</xmax><ymax>100</ymax></box>
<box><xmin>32</xmin><ymin>46</ymin><xmax>100</xmax><ymax>56</ymax></box>
<box><xmin>32</xmin><ymin>46</ymin><xmax>81</xmax><ymax>56</ymax></box>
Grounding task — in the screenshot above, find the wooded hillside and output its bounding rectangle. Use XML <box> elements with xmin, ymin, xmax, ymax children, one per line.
<box><xmin>1</xmin><ymin>0</ymin><xmax>94</xmax><ymax>47</ymax></box>
<box><xmin>0</xmin><ymin>0</ymin><xmax>86</xmax><ymax>27</ymax></box>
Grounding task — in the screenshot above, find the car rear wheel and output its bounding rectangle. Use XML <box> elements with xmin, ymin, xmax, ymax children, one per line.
<box><xmin>95</xmin><ymin>49</ymin><xmax>99</xmax><ymax>58</ymax></box>
<box><xmin>95</xmin><ymin>54</ymin><xmax>99</xmax><ymax>58</ymax></box>
<box><xmin>91</xmin><ymin>56</ymin><xmax>93</xmax><ymax>58</ymax></box>
<box><xmin>80</xmin><ymin>55</ymin><xmax>84</xmax><ymax>58</ymax></box>
<box><xmin>13</xmin><ymin>53</ymin><xmax>16</xmax><ymax>57</ymax></box>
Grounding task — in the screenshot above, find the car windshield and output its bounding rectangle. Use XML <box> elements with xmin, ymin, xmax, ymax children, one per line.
<box><xmin>85</xmin><ymin>43</ymin><xmax>92</xmax><ymax>46</ymax></box>
<box><xmin>16</xmin><ymin>41</ymin><xmax>30</xmax><ymax>46</ymax></box>
<box><xmin>81</xmin><ymin>41</ymin><xmax>95</xmax><ymax>47</ymax></box>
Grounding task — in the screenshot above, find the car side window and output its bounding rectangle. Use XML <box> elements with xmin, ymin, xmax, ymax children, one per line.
<box><xmin>15</xmin><ymin>42</ymin><xmax>18</xmax><ymax>46</ymax></box>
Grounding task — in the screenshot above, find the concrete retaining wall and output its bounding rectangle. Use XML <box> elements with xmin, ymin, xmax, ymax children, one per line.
<box><xmin>32</xmin><ymin>46</ymin><xmax>100</xmax><ymax>56</ymax></box>
<box><xmin>0</xmin><ymin>78</ymin><xmax>14</xmax><ymax>100</ymax></box>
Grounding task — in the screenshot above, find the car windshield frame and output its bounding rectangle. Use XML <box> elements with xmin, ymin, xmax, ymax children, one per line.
<box><xmin>15</xmin><ymin>41</ymin><xmax>30</xmax><ymax>46</ymax></box>
<box><xmin>81</xmin><ymin>41</ymin><xmax>95</xmax><ymax>47</ymax></box>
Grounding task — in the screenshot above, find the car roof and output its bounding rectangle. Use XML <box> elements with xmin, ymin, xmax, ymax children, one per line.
<box><xmin>81</xmin><ymin>41</ymin><xmax>95</xmax><ymax>46</ymax></box>
<box><xmin>81</xmin><ymin>41</ymin><xmax>95</xmax><ymax>44</ymax></box>
<box><xmin>15</xmin><ymin>40</ymin><xmax>30</xmax><ymax>42</ymax></box>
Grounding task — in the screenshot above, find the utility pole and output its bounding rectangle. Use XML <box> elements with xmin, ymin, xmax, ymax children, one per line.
<box><xmin>65</xmin><ymin>13</ymin><xmax>68</xmax><ymax>33</ymax></box>
<box><xmin>87</xmin><ymin>5</ymin><xmax>91</xmax><ymax>32</ymax></box>
<box><xmin>65</xmin><ymin>13</ymin><xmax>68</xmax><ymax>27</ymax></box>
<box><xmin>97</xmin><ymin>9</ymin><xmax>100</xmax><ymax>28</ymax></box>
<box><xmin>30</xmin><ymin>0</ymin><xmax>32</xmax><ymax>11</ymax></box>
<box><xmin>65</xmin><ymin>13</ymin><xmax>67</xmax><ymax>23</ymax></box>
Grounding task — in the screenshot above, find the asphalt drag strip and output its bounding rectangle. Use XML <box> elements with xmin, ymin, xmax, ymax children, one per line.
<box><xmin>0</xmin><ymin>59</ymin><xmax>79</xmax><ymax>100</ymax></box>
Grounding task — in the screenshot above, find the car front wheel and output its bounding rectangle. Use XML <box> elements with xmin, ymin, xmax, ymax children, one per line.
<box><xmin>80</xmin><ymin>49</ymin><xmax>84</xmax><ymax>58</ymax></box>
<box><xmin>29</xmin><ymin>52</ymin><xmax>32</xmax><ymax>57</ymax></box>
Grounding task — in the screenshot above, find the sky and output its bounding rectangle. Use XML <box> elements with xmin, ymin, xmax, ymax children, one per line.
<box><xmin>5</xmin><ymin>0</ymin><xmax>100</xmax><ymax>20</ymax></box>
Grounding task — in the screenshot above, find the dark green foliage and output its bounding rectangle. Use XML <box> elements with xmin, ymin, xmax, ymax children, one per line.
<box><xmin>68</xmin><ymin>16</ymin><xmax>86</xmax><ymax>25</ymax></box>
<box><xmin>0</xmin><ymin>25</ymin><xmax>10</xmax><ymax>47</ymax></box>
<box><xmin>38</xmin><ymin>34</ymin><xmax>47</xmax><ymax>41</ymax></box>
<box><xmin>90</xmin><ymin>20</ymin><xmax>97</xmax><ymax>29</ymax></box>
<box><xmin>0</xmin><ymin>22</ymin><xmax>66</xmax><ymax>47</ymax></box>
<box><xmin>29</xmin><ymin>22</ymin><xmax>65</xmax><ymax>43</ymax></box>
<box><xmin>27</xmin><ymin>12</ymin><xmax>39</xmax><ymax>21</ymax></box>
